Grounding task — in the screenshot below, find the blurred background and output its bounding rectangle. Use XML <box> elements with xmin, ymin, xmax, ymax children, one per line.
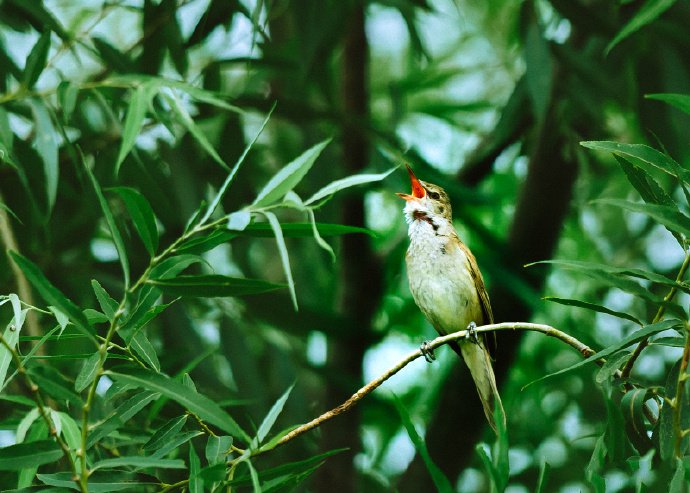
<box><xmin>1</xmin><ymin>0</ymin><xmax>690</xmax><ymax>491</ymax></box>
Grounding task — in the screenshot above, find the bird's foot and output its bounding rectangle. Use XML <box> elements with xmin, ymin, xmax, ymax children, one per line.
<box><xmin>465</xmin><ymin>321</ymin><xmax>480</xmax><ymax>345</ymax></box>
<box><xmin>420</xmin><ymin>341</ymin><xmax>436</xmax><ymax>363</ymax></box>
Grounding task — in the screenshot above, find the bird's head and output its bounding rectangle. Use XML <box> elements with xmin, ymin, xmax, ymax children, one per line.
<box><xmin>396</xmin><ymin>164</ymin><xmax>452</xmax><ymax>224</ymax></box>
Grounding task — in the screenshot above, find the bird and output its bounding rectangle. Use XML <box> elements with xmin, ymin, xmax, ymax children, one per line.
<box><xmin>397</xmin><ymin>164</ymin><xmax>505</xmax><ymax>433</ymax></box>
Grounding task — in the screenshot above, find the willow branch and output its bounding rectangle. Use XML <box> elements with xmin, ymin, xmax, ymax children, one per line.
<box><xmin>674</xmin><ymin>322</ymin><xmax>690</xmax><ymax>458</ymax></box>
<box><xmin>274</xmin><ymin>322</ymin><xmax>596</xmax><ymax>448</ymax></box>
<box><xmin>622</xmin><ymin>251</ymin><xmax>690</xmax><ymax>379</ymax></box>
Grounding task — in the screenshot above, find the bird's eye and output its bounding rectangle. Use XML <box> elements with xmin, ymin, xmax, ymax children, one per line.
<box><xmin>428</xmin><ymin>191</ymin><xmax>440</xmax><ymax>200</ymax></box>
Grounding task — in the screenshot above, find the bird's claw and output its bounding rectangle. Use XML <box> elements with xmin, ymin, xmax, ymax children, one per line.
<box><xmin>420</xmin><ymin>341</ymin><xmax>436</xmax><ymax>363</ymax></box>
<box><xmin>465</xmin><ymin>321</ymin><xmax>480</xmax><ymax>345</ymax></box>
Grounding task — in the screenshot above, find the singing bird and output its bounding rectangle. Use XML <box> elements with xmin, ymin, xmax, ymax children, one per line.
<box><xmin>397</xmin><ymin>164</ymin><xmax>505</xmax><ymax>432</ymax></box>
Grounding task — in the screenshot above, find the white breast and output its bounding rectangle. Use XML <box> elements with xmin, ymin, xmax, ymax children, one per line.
<box><xmin>406</xmin><ymin>220</ymin><xmax>482</xmax><ymax>334</ymax></box>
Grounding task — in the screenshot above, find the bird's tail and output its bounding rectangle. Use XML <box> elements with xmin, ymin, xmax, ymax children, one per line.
<box><xmin>453</xmin><ymin>340</ymin><xmax>505</xmax><ymax>434</ymax></box>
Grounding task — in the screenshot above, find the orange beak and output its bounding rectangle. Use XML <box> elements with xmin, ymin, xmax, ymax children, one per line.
<box><xmin>396</xmin><ymin>164</ymin><xmax>426</xmax><ymax>201</ymax></box>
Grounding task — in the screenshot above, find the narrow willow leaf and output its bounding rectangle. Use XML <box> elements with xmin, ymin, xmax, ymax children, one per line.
<box><xmin>523</xmin><ymin>319</ymin><xmax>681</xmax><ymax>388</ymax></box>
<box><xmin>544</xmin><ymin>297</ymin><xmax>642</xmax><ymax>326</ymax></box>
<box><xmin>38</xmin><ymin>471</ymin><xmax>150</xmax><ymax>491</ymax></box>
<box><xmin>303</xmin><ymin>166</ymin><xmax>396</xmax><ymax>206</ymax></box>
<box><xmin>9</xmin><ymin>251</ymin><xmax>95</xmax><ymax>342</ymax></box>
<box><xmin>227</xmin><ymin>210</ymin><xmax>251</xmax><ymax>231</ymax></box>
<box><xmin>16</xmin><ymin>408</ymin><xmax>41</xmax><ymax>443</ymax></box>
<box><xmin>0</xmin><ymin>313</ymin><xmax>23</xmax><ymax>390</ymax></box>
<box><xmin>143</xmin><ymin>415</ymin><xmax>188</xmax><ymax>452</ymax></box>
<box><xmin>255</xmin><ymin>384</ymin><xmax>294</xmax><ymax>446</ymax></box>
<box><xmin>394</xmin><ymin>397</ymin><xmax>454</xmax><ymax>493</ymax></box>
<box><xmin>49</xmin><ymin>306</ymin><xmax>69</xmax><ymax>334</ymax></box>
<box><xmin>110</xmin><ymin>187</ymin><xmax>159</xmax><ymax>256</ymax></box>
<box><xmin>529</xmin><ymin>259</ymin><xmax>690</xmax><ymax>294</ymax></box>
<box><xmin>595</xmin><ymin>351</ymin><xmax>631</xmax><ymax>383</ymax></box>
<box><xmin>606</xmin><ymin>0</ymin><xmax>677</xmax><ymax>54</ymax></box>
<box><xmin>620</xmin><ymin>388</ymin><xmax>654</xmax><ymax>454</ymax></box>
<box><xmin>205</xmin><ymin>435</ymin><xmax>232</xmax><ymax>465</ymax></box>
<box><xmin>148</xmin><ymin>275</ymin><xmax>285</xmax><ymax>298</ymax></box>
<box><xmin>29</xmin><ymin>98</ymin><xmax>58</xmax><ymax>215</ymax></box>
<box><xmin>91</xmin><ymin>279</ymin><xmax>119</xmax><ymax>321</ymax></box>
<box><xmin>130</xmin><ymin>330</ymin><xmax>160</xmax><ymax>371</ymax></box>
<box><xmin>83</xmin><ymin>162</ymin><xmax>130</xmax><ymax>287</ymax></box>
<box><xmin>200</xmin><ymin>104</ymin><xmax>275</xmax><ymax>225</ymax></box>
<box><xmin>535</xmin><ymin>461</ymin><xmax>551</xmax><ymax>493</ymax></box>
<box><xmin>252</xmin><ymin>138</ymin><xmax>332</xmax><ymax>208</ymax></box>
<box><xmin>475</xmin><ymin>443</ymin><xmax>502</xmax><ymax>493</ymax></box>
<box><xmin>308</xmin><ymin>209</ymin><xmax>335</xmax><ymax>262</ymax></box>
<box><xmin>150</xmin><ymin>431</ymin><xmax>203</xmax><ymax>460</ymax></box>
<box><xmin>163</xmin><ymin>90</ymin><xmax>228</xmax><ymax>170</ymax></box>
<box><xmin>647</xmin><ymin>93</ymin><xmax>690</xmax><ymax>116</ymax></box>
<box><xmin>0</xmin><ymin>440</ymin><xmax>62</xmax><ymax>470</ymax></box>
<box><xmin>241</xmin><ymin>222</ymin><xmax>375</xmax><ymax>238</ymax></box>
<box><xmin>669</xmin><ymin>458</ymin><xmax>686</xmax><ymax>493</ymax></box>
<box><xmin>57</xmin><ymin>81</ymin><xmax>78</xmax><ymax>123</ymax></box>
<box><xmin>107</xmin><ymin>368</ymin><xmax>249</xmax><ymax>440</ymax></box>
<box><xmin>595</xmin><ymin>198</ymin><xmax>690</xmax><ymax>239</ymax></box>
<box><xmin>264</xmin><ymin>212</ymin><xmax>298</xmax><ymax>310</ymax></box>
<box><xmin>75</xmin><ymin>351</ymin><xmax>101</xmax><ymax>392</ymax></box>
<box><xmin>87</xmin><ymin>391</ymin><xmax>159</xmax><ymax>448</ymax></box>
<box><xmin>92</xmin><ymin>456</ymin><xmax>185</xmax><ymax>471</ymax></box>
<box><xmin>116</xmin><ymin>83</ymin><xmax>155</xmax><ymax>175</ymax></box>
<box><xmin>22</xmin><ymin>31</ymin><xmax>51</xmax><ymax>88</ymax></box>
<box><xmin>581</xmin><ymin>141</ymin><xmax>690</xmax><ymax>182</ymax></box>
<box><xmin>189</xmin><ymin>445</ymin><xmax>203</xmax><ymax>493</ymax></box>
<box><xmin>55</xmin><ymin>411</ymin><xmax>81</xmax><ymax>467</ymax></box>
<box><xmin>149</xmin><ymin>254</ymin><xmax>203</xmax><ymax>279</ymax></box>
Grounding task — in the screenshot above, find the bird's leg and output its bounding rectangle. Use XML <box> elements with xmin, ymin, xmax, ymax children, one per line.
<box><xmin>420</xmin><ymin>341</ymin><xmax>436</xmax><ymax>363</ymax></box>
<box><xmin>465</xmin><ymin>321</ymin><xmax>480</xmax><ymax>345</ymax></box>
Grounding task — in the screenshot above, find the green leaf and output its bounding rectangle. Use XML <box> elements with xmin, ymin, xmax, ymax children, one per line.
<box><xmin>252</xmin><ymin>138</ymin><xmax>331</xmax><ymax>208</ymax></box>
<box><xmin>57</xmin><ymin>81</ymin><xmax>79</xmax><ymax>123</ymax></box>
<box><xmin>143</xmin><ymin>415</ymin><xmax>188</xmax><ymax>453</ymax></box>
<box><xmin>255</xmin><ymin>384</ymin><xmax>293</xmax><ymax>447</ymax></box>
<box><xmin>669</xmin><ymin>458</ymin><xmax>687</xmax><ymax>493</ymax></box>
<box><xmin>227</xmin><ymin>210</ymin><xmax>251</xmax><ymax>231</ymax></box>
<box><xmin>580</xmin><ymin>141</ymin><xmax>690</xmax><ymax>182</ymax></box>
<box><xmin>606</xmin><ymin>0</ymin><xmax>677</xmax><ymax>54</ymax></box>
<box><xmin>394</xmin><ymin>397</ymin><xmax>453</xmax><ymax>493</ymax></box>
<box><xmin>263</xmin><ymin>212</ymin><xmax>298</xmax><ymax>310</ymax></box>
<box><xmin>38</xmin><ymin>471</ymin><xmax>151</xmax><ymax>492</ymax></box>
<box><xmin>91</xmin><ymin>279</ymin><xmax>119</xmax><ymax>321</ymax></box>
<box><xmin>92</xmin><ymin>456</ymin><xmax>185</xmax><ymax>471</ymax></box>
<box><xmin>659</xmin><ymin>360</ymin><xmax>690</xmax><ymax>460</ymax></box>
<box><xmin>205</xmin><ymin>435</ymin><xmax>232</xmax><ymax>465</ymax></box>
<box><xmin>148</xmin><ymin>275</ymin><xmax>285</xmax><ymax>298</ymax></box>
<box><xmin>130</xmin><ymin>331</ymin><xmax>160</xmax><ymax>371</ymax></box>
<box><xmin>87</xmin><ymin>391</ymin><xmax>159</xmax><ymax>448</ymax></box>
<box><xmin>303</xmin><ymin>166</ymin><xmax>397</xmax><ymax>205</ymax></box>
<box><xmin>544</xmin><ymin>297</ymin><xmax>642</xmax><ymax>326</ymax></box>
<box><xmin>0</xmin><ymin>440</ymin><xmax>62</xmax><ymax>470</ymax></box>
<box><xmin>9</xmin><ymin>251</ymin><xmax>95</xmax><ymax>342</ymax></box>
<box><xmin>524</xmin><ymin>319</ymin><xmax>681</xmax><ymax>387</ymax></box>
<box><xmin>110</xmin><ymin>187</ymin><xmax>159</xmax><ymax>256</ymax></box>
<box><xmin>535</xmin><ymin>461</ymin><xmax>550</xmax><ymax>493</ymax></box>
<box><xmin>241</xmin><ymin>222</ymin><xmax>375</xmax><ymax>238</ymax></box>
<box><xmin>595</xmin><ymin>351</ymin><xmax>630</xmax><ymax>384</ymax></box>
<box><xmin>107</xmin><ymin>367</ymin><xmax>249</xmax><ymax>440</ymax></box>
<box><xmin>22</xmin><ymin>31</ymin><xmax>51</xmax><ymax>88</ymax></box>
<box><xmin>189</xmin><ymin>445</ymin><xmax>203</xmax><ymax>493</ymax></box>
<box><xmin>29</xmin><ymin>98</ymin><xmax>58</xmax><ymax>215</ymax></box>
<box><xmin>594</xmin><ymin>198</ymin><xmax>690</xmax><ymax>239</ymax></box>
<box><xmin>163</xmin><ymin>90</ymin><xmax>228</xmax><ymax>171</ymax></box>
<box><xmin>75</xmin><ymin>351</ymin><xmax>101</xmax><ymax>392</ymax></box>
<box><xmin>150</xmin><ymin>431</ymin><xmax>203</xmax><ymax>460</ymax></box>
<box><xmin>116</xmin><ymin>83</ymin><xmax>156</xmax><ymax>175</ymax></box>
<box><xmin>620</xmin><ymin>388</ymin><xmax>654</xmax><ymax>454</ymax></box>
<box><xmin>0</xmin><ymin>310</ymin><xmax>23</xmax><ymax>390</ymax></box>
<box><xmin>646</xmin><ymin>93</ymin><xmax>690</xmax><ymax>116</ymax></box>
<box><xmin>200</xmin><ymin>103</ymin><xmax>275</xmax><ymax>225</ymax></box>
<box><xmin>83</xmin><ymin>161</ymin><xmax>130</xmax><ymax>287</ymax></box>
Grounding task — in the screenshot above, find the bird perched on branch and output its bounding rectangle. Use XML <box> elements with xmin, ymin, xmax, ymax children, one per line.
<box><xmin>397</xmin><ymin>164</ymin><xmax>505</xmax><ymax>433</ymax></box>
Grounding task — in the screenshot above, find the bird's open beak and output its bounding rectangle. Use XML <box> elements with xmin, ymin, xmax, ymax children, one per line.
<box><xmin>396</xmin><ymin>164</ymin><xmax>426</xmax><ymax>201</ymax></box>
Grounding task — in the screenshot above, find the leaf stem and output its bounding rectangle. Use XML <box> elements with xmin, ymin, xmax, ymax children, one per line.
<box><xmin>673</xmin><ymin>322</ymin><xmax>690</xmax><ymax>458</ymax></box>
<box><xmin>621</xmin><ymin>251</ymin><xmax>690</xmax><ymax>378</ymax></box>
<box><xmin>0</xmin><ymin>333</ymin><xmax>84</xmax><ymax>493</ymax></box>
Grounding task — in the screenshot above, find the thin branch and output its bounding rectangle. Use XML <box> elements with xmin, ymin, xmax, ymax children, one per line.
<box><xmin>622</xmin><ymin>251</ymin><xmax>690</xmax><ymax>378</ymax></box>
<box><xmin>674</xmin><ymin>322</ymin><xmax>690</xmax><ymax>458</ymax></box>
<box><xmin>274</xmin><ymin>322</ymin><xmax>595</xmax><ymax>448</ymax></box>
